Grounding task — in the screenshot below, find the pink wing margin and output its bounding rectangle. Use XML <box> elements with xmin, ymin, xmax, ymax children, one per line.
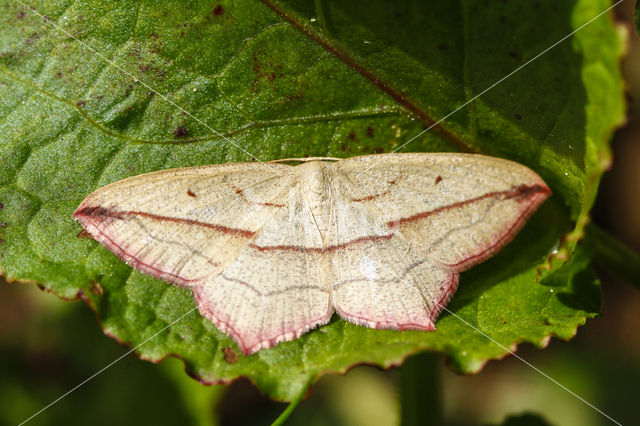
<box><xmin>431</xmin><ymin>183</ymin><xmax>552</xmax><ymax>273</ymax></box>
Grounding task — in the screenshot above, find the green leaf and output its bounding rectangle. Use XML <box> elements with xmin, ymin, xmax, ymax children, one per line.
<box><xmin>0</xmin><ymin>0</ymin><xmax>624</xmax><ymax>401</ymax></box>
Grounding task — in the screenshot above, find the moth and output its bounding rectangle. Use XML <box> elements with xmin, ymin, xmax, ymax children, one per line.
<box><xmin>74</xmin><ymin>153</ymin><xmax>550</xmax><ymax>355</ymax></box>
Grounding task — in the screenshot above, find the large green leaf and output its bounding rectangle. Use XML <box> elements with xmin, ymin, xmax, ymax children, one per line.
<box><xmin>0</xmin><ymin>0</ymin><xmax>624</xmax><ymax>401</ymax></box>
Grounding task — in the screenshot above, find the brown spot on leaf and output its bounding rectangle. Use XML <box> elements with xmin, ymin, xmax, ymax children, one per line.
<box><xmin>508</xmin><ymin>51</ymin><xmax>521</xmax><ymax>61</ymax></box>
<box><xmin>223</xmin><ymin>347</ymin><xmax>238</xmax><ymax>363</ymax></box>
<box><xmin>366</xmin><ymin>126</ymin><xmax>374</xmax><ymax>138</ymax></box>
<box><xmin>17</xmin><ymin>11</ymin><xmax>25</xmax><ymax>19</ymax></box>
<box><xmin>76</xmin><ymin>100</ymin><xmax>86</xmax><ymax>107</ymax></box>
<box><xmin>435</xmin><ymin>176</ymin><xmax>443</xmax><ymax>184</ymax></box>
<box><xmin>514</xmin><ymin>113</ymin><xmax>522</xmax><ymax>120</ymax></box>
<box><xmin>0</xmin><ymin>238</ymin><xmax>5</xmax><ymax>244</ymax></box>
<box><xmin>90</xmin><ymin>282</ymin><xmax>104</xmax><ymax>296</ymax></box>
<box><xmin>283</xmin><ymin>92</ymin><xmax>302</xmax><ymax>103</ymax></box>
<box><xmin>173</xmin><ymin>126</ymin><xmax>189</xmax><ymax>138</ymax></box>
<box><xmin>213</xmin><ymin>5</ymin><xmax>224</xmax><ymax>16</ymax></box>
<box><xmin>437</xmin><ymin>43</ymin><xmax>447</xmax><ymax>51</ymax></box>
<box><xmin>0</xmin><ymin>202</ymin><xmax>3</xmax><ymax>209</ymax></box>
<box><xmin>138</xmin><ymin>64</ymin><xmax>151</xmax><ymax>73</ymax></box>
<box><xmin>250</xmin><ymin>53</ymin><xmax>284</xmax><ymax>86</ymax></box>
<box><xmin>348</xmin><ymin>131</ymin><xmax>358</xmax><ymax>142</ymax></box>
<box><xmin>187</xmin><ymin>189</ymin><xmax>196</xmax><ymax>198</ymax></box>
<box><xmin>251</xmin><ymin>55</ymin><xmax>261</xmax><ymax>77</ymax></box>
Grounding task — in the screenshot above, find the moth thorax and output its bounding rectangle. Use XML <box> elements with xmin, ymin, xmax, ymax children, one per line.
<box><xmin>299</xmin><ymin>160</ymin><xmax>331</xmax><ymax>216</ymax></box>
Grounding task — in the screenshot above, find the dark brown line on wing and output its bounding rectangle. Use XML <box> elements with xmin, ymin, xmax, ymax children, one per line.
<box><xmin>250</xmin><ymin>234</ymin><xmax>393</xmax><ymax>253</ymax></box>
<box><xmin>75</xmin><ymin>206</ymin><xmax>255</xmax><ymax>238</ymax></box>
<box><xmin>351</xmin><ymin>189</ymin><xmax>390</xmax><ymax>203</ymax></box>
<box><xmin>258</xmin><ymin>0</ymin><xmax>473</xmax><ymax>153</ymax></box>
<box><xmin>349</xmin><ymin>176</ymin><xmax>401</xmax><ymax>203</ymax></box>
<box><xmin>259</xmin><ymin>201</ymin><xmax>285</xmax><ymax>207</ymax></box>
<box><xmin>387</xmin><ymin>184</ymin><xmax>551</xmax><ymax>228</ymax></box>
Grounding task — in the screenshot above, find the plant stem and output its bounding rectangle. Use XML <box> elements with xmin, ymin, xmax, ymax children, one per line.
<box><xmin>587</xmin><ymin>223</ymin><xmax>640</xmax><ymax>290</ymax></box>
<box><xmin>271</xmin><ymin>376</ymin><xmax>313</xmax><ymax>426</ymax></box>
<box><xmin>400</xmin><ymin>351</ymin><xmax>442</xmax><ymax>426</ymax></box>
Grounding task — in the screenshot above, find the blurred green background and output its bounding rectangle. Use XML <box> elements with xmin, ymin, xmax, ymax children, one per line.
<box><xmin>2</xmin><ymin>3</ymin><xmax>639</xmax><ymax>426</ymax></box>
